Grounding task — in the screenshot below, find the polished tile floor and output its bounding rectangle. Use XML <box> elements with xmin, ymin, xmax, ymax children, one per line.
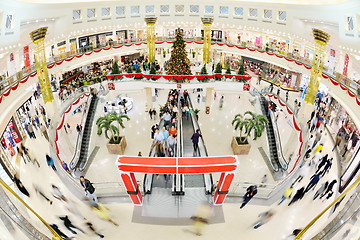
<box><xmin>3</xmin><ymin>76</ymin><xmax>353</xmax><ymax>240</ymax></box>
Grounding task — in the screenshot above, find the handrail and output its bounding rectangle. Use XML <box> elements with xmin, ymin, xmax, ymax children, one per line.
<box><xmin>317</xmin><ymin>188</ymin><xmax>360</xmax><ymax>239</ymax></box>
<box><xmin>1</xmin><ymin>38</ymin><xmax>359</xmax><ymax>103</ymax></box>
<box><xmin>294</xmin><ymin>175</ymin><xmax>360</xmax><ymax>240</ymax></box>
<box><xmin>69</xmin><ymin>93</ymin><xmax>92</xmax><ymax>171</ymax></box>
<box><xmin>0</xmin><ymin>178</ymin><xmax>61</xmax><ymax>239</ymax></box>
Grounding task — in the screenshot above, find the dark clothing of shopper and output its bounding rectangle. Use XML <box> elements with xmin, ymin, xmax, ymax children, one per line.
<box><xmin>14</xmin><ymin>175</ymin><xmax>30</xmax><ymax>197</ymax></box>
<box><xmin>191</xmin><ymin>130</ymin><xmax>202</xmax><ymax>154</ymax></box>
<box><xmin>305</xmin><ymin>174</ymin><xmax>320</xmax><ymax>193</ymax></box>
<box><xmin>320</xmin><ymin>180</ymin><xmax>337</xmax><ymax>200</ymax></box>
<box><xmin>240</xmin><ymin>185</ymin><xmax>257</xmax><ymax>209</ymax></box>
<box><xmin>50</xmin><ymin>224</ymin><xmax>70</xmax><ymax>239</ymax></box>
<box><xmin>86</xmin><ymin>222</ymin><xmax>104</xmax><ymax>238</ymax></box>
<box><xmin>46</xmin><ymin>154</ymin><xmax>57</xmax><ymax>171</ymax></box>
<box><xmin>59</xmin><ymin>215</ymin><xmax>84</xmax><ymax>234</ymax></box>
<box><xmin>288</xmin><ymin>187</ymin><xmax>305</xmax><ymax>206</ymax></box>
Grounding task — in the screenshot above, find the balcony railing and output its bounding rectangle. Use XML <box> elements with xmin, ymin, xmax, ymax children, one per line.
<box><xmin>1</xmin><ymin>38</ymin><xmax>359</xmax><ymax>100</ymax></box>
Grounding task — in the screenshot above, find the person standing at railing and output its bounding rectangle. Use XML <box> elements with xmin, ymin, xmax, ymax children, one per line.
<box><xmin>80</xmin><ymin>176</ymin><xmax>98</xmax><ymax>203</ymax></box>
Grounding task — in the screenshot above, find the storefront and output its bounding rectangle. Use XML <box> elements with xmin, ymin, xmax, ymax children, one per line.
<box><xmin>78</xmin><ymin>31</ymin><xmax>113</xmax><ymax>49</ymax></box>
<box><xmin>325</xmin><ymin>97</ymin><xmax>359</xmax><ymax>190</ymax></box>
<box><xmin>116</xmin><ymin>30</ymin><xmax>128</xmax><ymax>43</ymax></box>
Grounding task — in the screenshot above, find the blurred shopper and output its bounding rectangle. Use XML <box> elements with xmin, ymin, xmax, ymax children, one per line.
<box><xmin>253</xmin><ymin>210</ymin><xmax>275</xmax><ymax>229</ymax></box>
<box><xmin>320</xmin><ymin>180</ymin><xmax>337</xmax><ymax>201</ymax></box>
<box><xmin>190</xmin><ymin>202</ymin><xmax>212</xmax><ymax>236</ymax></box>
<box><xmin>313</xmin><ymin>181</ymin><xmax>329</xmax><ymax>200</ymax></box>
<box><xmin>305</xmin><ymin>173</ymin><xmax>321</xmax><ymax>193</ymax></box>
<box><xmin>33</xmin><ymin>184</ymin><xmax>52</xmax><ymax>205</ymax></box>
<box><xmin>279</xmin><ymin>184</ymin><xmax>293</xmax><ymax>205</ymax></box>
<box><xmin>86</xmin><ymin>222</ymin><xmax>104</xmax><ymax>239</ymax></box>
<box><xmin>288</xmin><ymin>187</ymin><xmax>305</xmax><ymax>206</ymax></box>
<box><xmin>59</xmin><ymin>215</ymin><xmax>85</xmax><ymax>235</ymax></box>
<box><xmin>90</xmin><ymin>203</ymin><xmax>119</xmax><ymax>226</ymax></box>
<box><xmin>46</xmin><ymin>154</ymin><xmax>57</xmax><ymax>171</ymax></box>
<box><xmin>51</xmin><ymin>185</ymin><xmax>67</xmax><ymax>201</ymax></box>
<box><xmin>14</xmin><ymin>174</ymin><xmax>30</xmax><ymax>197</ymax></box>
<box><xmin>191</xmin><ymin>129</ymin><xmax>202</xmax><ymax>155</ymax></box>
<box><xmin>50</xmin><ymin>224</ymin><xmax>70</xmax><ymax>240</ymax></box>
<box><xmin>40</xmin><ymin>123</ymin><xmax>49</xmax><ymax>142</ymax></box>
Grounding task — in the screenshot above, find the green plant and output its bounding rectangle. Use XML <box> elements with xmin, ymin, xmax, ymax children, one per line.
<box><xmin>134</xmin><ymin>66</ymin><xmax>143</xmax><ymax>80</ymax></box>
<box><xmin>96</xmin><ymin>113</ymin><xmax>130</xmax><ymax>144</ymax></box>
<box><xmin>231</xmin><ymin>111</ymin><xmax>268</xmax><ymax>144</ymax></box>
<box><xmin>127</xmin><ymin>66</ymin><xmax>133</xmax><ymax>73</ymax></box>
<box><xmin>238</xmin><ymin>62</ymin><xmax>245</xmax><ymax>75</ymax></box>
<box><xmin>150</xmin><ymin>65</ymin><xmax>157</xmax><ymax>74</ymax></box>
<box><xmin>200</xmin><ymin>64</ymin><xmax>208</xmax><ymax>75</ymax></box>
<box><xmin>111</xmin><ymin>61</ymin><xmax>120</xmax><ymax>74</ymax></box>
<box><xmin>226</xmin><ymin>66</ymin><xmax>231</xmax><ymax>74</ymax></box>
<box><xmin>194</xmin><ymin>109</ymin><xmax>200</xmax><ymax>115</ymax></box>
<box><xmin>214</xmin><ymin>63</ymin><xmax>222</xmax><ymax>80</ymax></box>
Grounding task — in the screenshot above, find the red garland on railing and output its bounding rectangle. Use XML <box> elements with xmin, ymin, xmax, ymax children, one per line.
<box><xmin>106</xmin><ymin>73</ymin><xmax>251</xmax><ymax>81</ymax></box>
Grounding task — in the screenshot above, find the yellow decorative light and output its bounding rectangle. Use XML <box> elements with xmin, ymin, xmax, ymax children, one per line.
<box><xmin>201</xmin><ymin>17</ymin><xmax>214</xmax><ymax>64</ymax></box>
<box><xmin>29</xmin><ymin>27</ymin><xmax>54</xmax><ymax>103</ymax></box>
<box><xmin>304</xmin><ymin>29</ymin><xmax>330</xmax><ymax>104</ymax></box>
<box><xmin>145</xmin><ymin>17</ymin><xmax>157</xmax><ymax>64</ymax></box>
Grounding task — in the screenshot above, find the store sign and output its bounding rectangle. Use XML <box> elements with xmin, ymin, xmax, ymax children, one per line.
<box><xmin>108</xmin><ymin>83</ymin><xmax>115</xmax><ymax>90</ymax></box>
<box><xmin>177</xmin><ymin>84</ymin><xmax>182</xmax><ymax>89</ymax></box>
<box><xmin>23</xmin><ymin>46</ymin><xmax>31</xmax><ymax>73</ymax></box>
<box><xmin>8</xmin><ymin>120</ymin><xmax>21</xmax><ymax>144</ymax></box>
<box><xmin>343</xmin><ymin>54</ymin><xmax>349</xmax><ymax>76</ymax></box>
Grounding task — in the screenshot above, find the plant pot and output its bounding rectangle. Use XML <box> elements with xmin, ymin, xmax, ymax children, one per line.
<box><xmin>106</xmin><ymin>136</ymin><xmax>127</xmax><ymax>154</ymax></box>
<box><xmin>231</xmin><ymin>136</ymin><xmax>251</xmax><ymax>155</ymax></box>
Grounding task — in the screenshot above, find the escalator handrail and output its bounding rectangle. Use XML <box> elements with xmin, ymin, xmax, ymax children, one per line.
<box><xmin>69</xmin><ymin>93</ymin><xmax>93</xmax><ymax>171</ymax></box>
<box><xmin>185</xmin><ymin>94</ymin><xmax>209</xmax><ymax>157</ymax></box>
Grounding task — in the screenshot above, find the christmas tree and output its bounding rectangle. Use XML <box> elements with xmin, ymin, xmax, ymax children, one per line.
<box><xmin>214</xmin><ymin>62</ymin><xmax>223</xmax><ymax>80</ymax></box>
<box><xmin>111</xmin><ymin>61</ymin><xmax>120</xmax><ymax>74</ymax></box>
<box><xmin>238</xmin><ymin>62</ymin><xmax>245</xmax><ymax>75</ymax></box>
<box><xmin>166</xmin><ymin>28</ymin><xmax>191</xmax><ymax>75</ymax></box>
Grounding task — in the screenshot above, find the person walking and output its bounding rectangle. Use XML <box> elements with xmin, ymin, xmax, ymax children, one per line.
<box><xmin>285</xmin><ymin>90</ymin><xmax>289</xmax><ymax>102</ymax></box>
<box><xmin>316</xmin><ymin>154</ymin><xmax>329</xmax><ymax>173</ymax></box>
<box><xmin>191</xmin><ymin>129</ymin><xmax>202</xmax><ymax>155</ymax></box>
<box><xmin>305</xmin><ymin>173</ymin><xmax>321</xmax><ymax>193</ymax></box>
<box><xmin>319</xmin><ymin>158</ymin><xmax>333</xmax><ymax>177</ymax></box>
<box><xmin>312</xmin><ymin>130</ymin><xmax>323</xmax><ymax>149</ymax></box>
<box><xmin>28</xmin><ymin>123</ymin><xmax>36</xmax><ymax>139</ymax></box>
<box><xmin>17</xmin><ymin>145</ymin><xmax>29</xmax><ymax>164</ymax></box>
<box><xmin>294</xmin><ymin>161</ymin><xmax>312</xmax><ymax>183</ymax></box>
<box><xmin>288</xmin><ymin>187</ymin><xmax>305</xmax><ymax>206</ymax></box>
<box><xmin>240</xmin><ymin>185</ymin><xmax>257</xmax><ymax>209</ymax></box>
<box><xmin>51</xmin><ymin>185</ymin><xmax>67</xmax><ymax>201</ymax></box>
<box><xmin>33</xmin><ymin>184</ymin><xmax>52</xmax><ymax>204</ymax></box>
<box><xmin>197</xmin><ymin>94</ymin><xmax>201</xmax><ymax>103</ymax></box>
<box><xmin>59</xmin><ymin>215</ymin><xmax>85</xmax><ymax>235</ymax></box>
<box><xmin>13</xmin><ymin>174</ymin><xmax>30</xmax><ymax>197</ymax></box>
<box><xmin>276</xmin><ymin>85</ymin><xmax>281</xmax><ymax>96</ymax></box>
<box><xmin>319</xmin><ymin>179</ymin><xmax>337</xmax><ymax>200</ymax></box>
<box><xmin>219</xmin><ymin>95</ymin><xmax>224</xmax><ymax>109</ymax></box>
<box><xmin>162</xmin><ymin>111</ymin><xmax>172</xmax><ymax>129</ymax></box>
<box><xmin>313</xmin><ymin>181</ymin><xmax>329</xmax><ymax>200</ymax></box>
<box><xmin>332</xmin><ymin>131</ymin><xmax>342</xmax><ymax>151</ymax></box>
<box><xmin>90</xmin><ymin>203</ymin><xmax>119</xmax><ymax>226</ymax></box>
<box><xmin>279</xmin><ymin>185</ymin><xmax>293</xmax><ymax>205</ymax></box>
<box><xmin>80</xmin><ymin>176</ymin><xmax>98</xmax><ymax>202</ymax></box>
<box><xmin>253</xmin><ymin>210</ymin><xmax>275</xmax><ymax>229</ymax></box>
<box><xmin>46</xmin><ymin>154</ymin><xmax>57</xmax><ymax>171</ymax></box>
<box><xmin>40</xmin><ymin>123</ymin><xmax>49</xmax><ymax>142</ymax></box>
<box><xmin>86</xmin><ymin>222</ymin><xmax>104</xmax><ymax>239</ymax></box>
<box><xmin>50</xmin><ymin>224</ymin><xmax>70</xmax><ymax>240</ymax></box>
<box><xmin>148</xmin><ymin>108</ymin><xmax>153</xmax><ymax>120</ymax></box>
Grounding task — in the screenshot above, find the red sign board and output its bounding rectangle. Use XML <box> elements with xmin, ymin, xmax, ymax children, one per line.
<box><xmin>23</xmin><ymin>46</ymin><xmax>31</xmax><ymax>73</ymax></box>
<box><xmin>243</xmin><ymin>83</ymin><xmax>250</xmax><ymax>91</ymax></box>
<box><xmin>177</xmin><ymin>84</ymin><xmax>182</xmax><ymax>89</ymax></box>
<box><xmin>8</xmin><ymin>119</ymin><xmax>21</xmax><ymax>144</ymax></box>
<box><xmin>108</xmin><ymin>83</ymin><xmax>115</xmax><ymax>90</ymax></box>
<box><xmin>343</xmin><ymin>54</ymin><xmax>349</xmax><ymax>76</ymax></box>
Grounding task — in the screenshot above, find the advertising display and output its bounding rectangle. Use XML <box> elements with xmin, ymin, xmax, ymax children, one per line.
<box><xmin>1</xmin><ymin>117</ymin><xmax>22</xmax><ymax>158</ymax></box>
<box><xmin>23</xmin><ymin>46</ymin><xmax>31</xmax><ymax>73</ymax></box>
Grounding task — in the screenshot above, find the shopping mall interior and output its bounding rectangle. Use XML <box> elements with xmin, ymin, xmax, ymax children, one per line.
<box><xmin>0</xmin><ymin>0</ymin><xmax>360</xmax><ymax>239</ymax></box>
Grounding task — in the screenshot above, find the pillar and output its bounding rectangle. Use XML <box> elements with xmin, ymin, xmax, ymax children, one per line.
<box><xmin>304</xmin><ymin>29</ymin><xmax>330</xmax><ymax>104</ymax></box>
<box><xmin>201</xmin><ymin>17</ymin><xmax>213</xmax><ymax>64</ymax></box>
<box><xmin>213</xmin><ymin>172</ymin><xmax>235</xmax><ymax>205</ymax></box>
<box><xmin>30</xmin><ymin>27</ymin><xmax>58</xmax><ymax>120</ymax></box>
<box><xmin>145</xmin><ymin>17</ymin><xmax>157</xmax><ymax>64</ymax></box>
<box><xmin>121</xmin><ymin>172</ymin><xmax>142</xmax><ymax>205</ymax></box>
<box><xmin>205</xmin><ymin>87</ymin><xmax>213</xmax><ymax>114</ymax></box>
<box><xmin>145</xmin><ymin>87</ymin><xmax>153</xmax><ymax>109</ymax></box>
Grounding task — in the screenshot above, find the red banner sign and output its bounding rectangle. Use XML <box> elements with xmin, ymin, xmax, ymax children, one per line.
<box><xmin>23</xmin><ymin>46</ymin><xmax>31</xmax><ymax>73</ymax></box>
<box><xmin>8</xmin><ymin>119</ymin><xmax>21</xmax><ymax>144</ymax></box>
<box><xmin>108</xmin><ymin>83</ymin><xmax>115</xmax><ymax>90</ymax></box>
<box><xmin>343</xmin><ymin>54</ymin><xmax>349</xmax><ymax>76</ymax></box>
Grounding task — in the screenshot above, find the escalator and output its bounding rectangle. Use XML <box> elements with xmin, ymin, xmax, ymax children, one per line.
<box><xmin>258</xmin><ymin>95</ymin><xmax>282</xmax><ymax>172</ymax></box>
<box><xmin>183</xmin><ymin>93</ymin><xmax>213</xmax><ymax>193</ymax></box>
<box><xmin>73</xmin><ymin>94</ymin><xmax>99</xmax><ymax>172</ymax></box>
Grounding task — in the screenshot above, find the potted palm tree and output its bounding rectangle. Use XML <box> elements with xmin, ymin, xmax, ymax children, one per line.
<box><xmin>231</xmin><ymin>111</ymin><xmax>268</xmax><ymax>155</ymax></box>
<box><xmin>96</xmin><ymin>112</ymin><xmax>130</xmax><ymax>154</ymax></box>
